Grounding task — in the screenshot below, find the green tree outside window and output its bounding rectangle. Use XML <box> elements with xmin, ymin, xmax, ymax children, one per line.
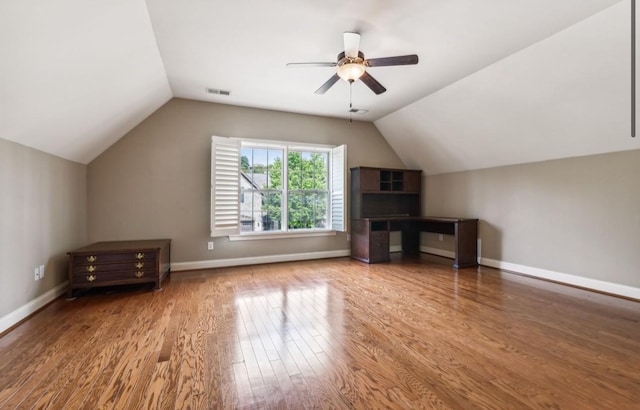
<box><xmin>264</xmin><ymin>151</ymin><xmax>328</xmax><ymax>229</ymax></box>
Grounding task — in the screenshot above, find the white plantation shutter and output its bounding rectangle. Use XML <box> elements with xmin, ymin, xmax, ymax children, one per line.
<box><xmin>330</xmin><ymin>144</ymin><xmax>347</xmax><ymax>232</ymax></box>
<box><xmin>211</xmin><ymin>136</ymin><xmax>241</xmax><ymax>236</ymax></box>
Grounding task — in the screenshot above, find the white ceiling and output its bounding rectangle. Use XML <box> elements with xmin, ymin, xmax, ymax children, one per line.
<box><xmin>1</xmin><ymin>0</ymin><xmax>636</xmax><ymax>168</ymax></box>
<box><xmin>377</xmin><ymin>0</ymin><xmax>640</xmax><ymax>174</ymax></box>
<box><xmin>0</xmin><ymin>0</ymin><xmax>171</xmax><ymax>163</ymax></box>
<box><xmin>148</xmin><ymin>0</ymin><xmax>623</xmax><ymax>121</ymax></box>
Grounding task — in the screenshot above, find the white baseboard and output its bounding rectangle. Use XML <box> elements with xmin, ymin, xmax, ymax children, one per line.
<box><xmin>422</xmin><ymin>246</ymin><xmax>639</xmax><ymax>300</ymax></box>
<box><xmin>172</xmin><ymin>249</ymin><xmax>351</xmax><ymax>272</ymax></box>
<box><xmin>480</xmin><ymin>257</ymin><xmax>640</xmax><ymax>300</ymax></box>
<box><xmin>0</xmin><ymin>281</ymin><xmax>69</xmax><ymax>335</ymax></box>
<box><xmin>421</xmin><ymin>246</ymin><xmax>455</xmax><ymax>259</ymax></box>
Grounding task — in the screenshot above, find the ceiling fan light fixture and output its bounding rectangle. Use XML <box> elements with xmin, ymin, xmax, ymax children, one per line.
<box><xmin>287</xmin><ymin>32</ymin><xmax>417</xmax><ymax>95</ymax></box>
<box><xmin>337</xmin><ymin>63</ymin><xmax>365</xmax><ymax>82</ymax></box>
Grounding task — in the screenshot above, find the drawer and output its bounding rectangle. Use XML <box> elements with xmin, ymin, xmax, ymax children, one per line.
<box><xmin>369</xmin><ymin>231</ymin><xmax>389</xmax><ymax>249</ymax></box>
<box><xmin>368</xmin><ymin>231</ymin><xmax>390</xmax><ymax>262</ymax></box>
<box><xmin>76</xmin><ymin>269</ymin><xmax>156</xmax><ymax>284</ymax></box>
<box><xmin>73</xmin><ymin>260</ymin><xmax>156</xmax><ymax>275</ymax></box>
<box><xmin>73</xmin><ymin>251</ymin><xmax>156</xmax><ymax>266</ymax></box>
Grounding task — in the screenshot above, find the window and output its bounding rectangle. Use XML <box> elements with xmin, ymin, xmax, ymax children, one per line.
<box><xmin>211</xmin><ymin>137</ymin><xmax>346</xmax><ymax>237</ymax></box>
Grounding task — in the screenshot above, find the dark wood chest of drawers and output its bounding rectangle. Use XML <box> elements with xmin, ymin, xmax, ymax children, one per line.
<box><xmin>67</xmin><ymin>239</ymin><xmax>171</xmax><ymax>298</ymax></box>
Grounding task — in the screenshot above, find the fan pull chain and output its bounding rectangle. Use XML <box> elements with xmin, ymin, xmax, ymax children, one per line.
<box><xmin>349</xmin><ymin>80</ymin><xmax>353</xmax><ymax>123</ymax></box>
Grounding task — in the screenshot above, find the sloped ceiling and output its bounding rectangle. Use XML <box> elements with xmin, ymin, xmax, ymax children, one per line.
<box><xmin>0</xmin><ymin>0</ymin><xmax>172</xmax><ymax>164</ymax></box>
<box><xmin>375</xmin><ymin>0</ymin><xmax>640</xmax><ymax>174</ymax></box>
<box><xmin>1</xmin><ymin>0</ymin><xmax>635</xmax><ymax>168</ymax></box>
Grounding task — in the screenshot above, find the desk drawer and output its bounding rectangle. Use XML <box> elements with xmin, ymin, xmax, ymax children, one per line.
<box><xmin>368</xmin><ymin>231</ymin><xmax>390</xmax><ymax>263</ymax></box>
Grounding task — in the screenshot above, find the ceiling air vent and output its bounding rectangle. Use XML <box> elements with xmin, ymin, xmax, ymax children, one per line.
<box><xmin>206</xmin><ymin>88</ymin><xmax>231</xmax><ymax>96</ymax></box>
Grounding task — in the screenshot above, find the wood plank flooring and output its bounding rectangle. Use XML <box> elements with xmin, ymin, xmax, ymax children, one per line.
<box><xmin>1</xmin><ymin>254</ymin><xmax>639</xmax><ymax>409</ymax></box>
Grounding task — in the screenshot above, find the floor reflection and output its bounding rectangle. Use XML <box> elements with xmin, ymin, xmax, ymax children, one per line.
<box><xmin>231</xmin><ymin>282</ymin><xmax>343</xmax><ymax>404</ymax></box>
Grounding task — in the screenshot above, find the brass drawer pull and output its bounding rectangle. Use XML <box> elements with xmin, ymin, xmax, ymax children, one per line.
<box><xmin>135</xmin><ymin>262</ymin><xmax>144</xmax><ymax>269</ymax></box>
<box><xmin>87</xmin><ymin>275</ymin><xmax>96</xmax><ymax>282</ymax></box>
<box><xmin>135</xmin><ymin>271</ymin><xmax>144</xmax><ymax>278</ymax></box>
<box><xmin>87</xmin><ymin>266</ymin><xmax>96</xmax><ymax>272</ymax></box>
<box><xmin>135</xmin><ymin>252</ymin><xmax>144</xmax><ymax>260</ymax></box>
<box><xmin>87</xmin><ymin>255</ymin><xmax>97</xmax><ymax>263</ymax></box>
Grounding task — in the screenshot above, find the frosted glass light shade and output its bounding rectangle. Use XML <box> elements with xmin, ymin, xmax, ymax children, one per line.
<box><xmin>337</xmin><ymin>63</ymin><xmax>365</xmax><ymax>82</ymax></box>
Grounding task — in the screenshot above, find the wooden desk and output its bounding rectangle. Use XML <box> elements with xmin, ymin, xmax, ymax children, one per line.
<box><xmin>351</xmin><ymin>217</ymin><xmax>478</xmax><ymax>268</ymax></box>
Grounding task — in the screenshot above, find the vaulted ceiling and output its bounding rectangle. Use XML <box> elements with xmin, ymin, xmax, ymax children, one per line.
<box><xmin>2</xmin><ymin>0</ymin><xmax>637</xmax><ymax>172</ymax></box>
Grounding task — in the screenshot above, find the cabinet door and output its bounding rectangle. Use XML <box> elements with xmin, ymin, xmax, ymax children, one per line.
<box><xmin>359</xmin><ymin>168</ymin><xmax>380</xmax><ymax>191</ymax></box>
<box><xmin>404</xmin><ymin>171</ymin><xmax>421</xmax><ymax>193</ymax></box>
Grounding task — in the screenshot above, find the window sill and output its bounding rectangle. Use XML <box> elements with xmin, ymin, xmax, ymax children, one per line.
<box><xmin>229</xmin><ymin>230</ymin><xmax>337</xmax><ymax>241</ymax></box>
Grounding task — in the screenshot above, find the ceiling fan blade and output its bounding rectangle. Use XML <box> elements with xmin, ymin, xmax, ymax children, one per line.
<box><xmin>360</xmin><ymin>71</ymin><xmax>386</xmax><ymax>95</ymax></box>
<box><xmin>343</xmin><ymin>32</ymin><xmax>360</xmax><ymax>58</ymax></box>
<box><xmin>314</xmin><ymin>74</ymin><xmax>340</xmax><ymax>94</ymax></box>
<box><xmin>286</xmin><ymin>62</ymin><xmax>337</xmax><ymax>68</ymax></box>
<box><xmin>366</xmin><ymin>54</ymin><xmax>419</xmax><ymax>67</ymax></box>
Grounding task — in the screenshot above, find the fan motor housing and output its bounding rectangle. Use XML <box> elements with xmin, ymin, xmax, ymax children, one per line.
<box><xmin>337</xmin><ymin>51</ymin><xmax>365</xmax><ymax>67</ymax></box>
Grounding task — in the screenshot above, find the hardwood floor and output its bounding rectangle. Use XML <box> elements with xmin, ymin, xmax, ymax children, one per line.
<box><xmin>1</xmin><ymin>254</ymin><xmax>639</xmax><ymax>409</ymax></box>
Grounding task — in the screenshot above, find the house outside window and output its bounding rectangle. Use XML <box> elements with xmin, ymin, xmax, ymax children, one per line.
<box><xmin>211</xmin><ymin>137</ymin><xmax>346</xmax><ymax>238</ymax></box>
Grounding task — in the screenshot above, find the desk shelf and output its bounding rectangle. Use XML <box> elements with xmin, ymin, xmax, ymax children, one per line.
<box><xmin>351</xmin><ymin>167</ymin><xmax>422</xmax><ymax>220</ymax></box>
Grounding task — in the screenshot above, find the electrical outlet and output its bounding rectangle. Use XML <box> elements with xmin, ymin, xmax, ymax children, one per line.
<box><xmin>34</xmin><ymin>267</ymin><xmax>40</xmax><ymax>281</ymax></box>
<box><xmin>438</xmin><ymin>234</ymin><xmax>444</xmax><ymax>241</ymax></box>
<box><xmin>347</xmin><ymin>234</ymin><xmax>351</xmax><ymax>241</ymax></box>
<box><xmin>207</xmin><ymin>241</ymin><xmax>214</xmax><ymax>251</ymax></box>
<box><xmin>39</xmin><ymin>265</ymin><xmax>45</xmax><ymax>279</ymax></box>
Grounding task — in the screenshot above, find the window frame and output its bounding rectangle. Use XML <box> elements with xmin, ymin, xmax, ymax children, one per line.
<box><xmin>211</xmin><ymin>136</ymin><xmax>347</xmax><ymax>239</ymax></box>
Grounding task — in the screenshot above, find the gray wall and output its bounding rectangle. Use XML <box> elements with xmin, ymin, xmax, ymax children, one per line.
<box><xmin>88</xmin><ymin>98</ymin><xmax>404</xmax><ymax>263</ymax></box>
<box><xmin>0</xmin><ymin>138</ymin><xmax>87</xmax><ymax>320</ymax></box>
<box><xmin>422</xmin><ymin>149</ymin><xmax>640</xmax><ymax>288</ymax></box>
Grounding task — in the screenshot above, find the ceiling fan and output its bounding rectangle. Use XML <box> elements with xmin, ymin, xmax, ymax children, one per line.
<box><xmin>287</xmin><ymin>32</ymin><xmax>419</xmax><ymax>95</ymax></box>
